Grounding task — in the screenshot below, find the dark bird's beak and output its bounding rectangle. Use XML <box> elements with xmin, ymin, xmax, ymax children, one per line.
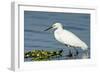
<box><xmin>44</xmin><ymin>26</ymin><xmax>52</xmax><ymax>31</ymax></box>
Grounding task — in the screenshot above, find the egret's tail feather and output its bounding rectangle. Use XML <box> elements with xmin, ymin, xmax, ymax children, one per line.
<box><xmin>81</xmin><ymin>44</ymin><xmax>88</xmax><ymax>51</ymax></box>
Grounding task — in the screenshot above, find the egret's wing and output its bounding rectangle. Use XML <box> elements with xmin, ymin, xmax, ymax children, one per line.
<box><xmin>60</xmin><ymin>30</ymin><xmax>85</xmax><ymax>47</ymax></box>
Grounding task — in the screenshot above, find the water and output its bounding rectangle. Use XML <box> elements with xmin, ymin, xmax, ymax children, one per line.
<box><xmin>24</xmin><ymin>11</ymin><xmax>90</xmax><ymax>61</ymax></box>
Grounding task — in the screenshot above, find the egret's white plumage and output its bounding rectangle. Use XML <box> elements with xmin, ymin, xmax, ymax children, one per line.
<box><xmin>45</xmin><ymin>22</ymin><xmax>88</xmax><ymax>51</ymax></box>
<box><xmin>53</xmin><ymin>23</ymin><xmax>88</xmax><ymax>51</ymax></box>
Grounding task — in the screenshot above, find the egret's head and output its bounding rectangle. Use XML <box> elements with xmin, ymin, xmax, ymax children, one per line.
<box><xmin>44</xmin><ymin>23</ymin><xmax>63</xmax><ymax>31</ymax></box>
<box><xmin>52</xmin><ymin>23</ymin><xmax>63</xmax><ymax>29</ymax></box>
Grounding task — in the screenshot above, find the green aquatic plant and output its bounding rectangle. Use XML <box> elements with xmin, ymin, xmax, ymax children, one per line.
<box><xmin>24</xmin><ymin>51</ymin><xmax>32</xmax><ymax>58</ymax></box>
<box><xmin>24</xmin><ymin>49</ymin><xmax>63</xmax><ymax>61</ymax></box>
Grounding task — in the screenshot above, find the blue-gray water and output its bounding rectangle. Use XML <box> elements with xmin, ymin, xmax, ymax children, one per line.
<box><xmin>24</xmin><ymin>11</ymin><xmax>90</xmax><ymax>61</ymax></box>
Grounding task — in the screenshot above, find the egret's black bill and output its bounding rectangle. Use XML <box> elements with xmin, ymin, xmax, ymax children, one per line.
<box><xmin>44</xmin><ymin>26</ymin><xmax>52</xmax><ymax>31</ymax></box>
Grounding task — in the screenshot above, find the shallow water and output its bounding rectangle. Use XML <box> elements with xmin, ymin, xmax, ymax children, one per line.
<box><xmin>24</xmin><ymin>11</ymin><xmax>90</xmax><ymax>61</ymax></box>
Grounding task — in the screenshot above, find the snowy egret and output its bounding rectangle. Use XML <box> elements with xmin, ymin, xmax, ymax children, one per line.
<box><xmin>44</xmin><ymin>23</ymin><xmax>88</xmax><ymax>58</ymax></box>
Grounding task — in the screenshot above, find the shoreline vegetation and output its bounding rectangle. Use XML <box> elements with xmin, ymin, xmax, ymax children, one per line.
<box><xmin>24</xmin><ymin>49</ymin><xmax>63</xmax><ymax>61</ymax></box>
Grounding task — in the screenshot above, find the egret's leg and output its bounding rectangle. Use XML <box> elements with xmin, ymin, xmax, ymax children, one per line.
<box><xmin>64</xmin><ymin>44</ymin><xmax>72</xmax><ymax>57</ymax></box>
<box><xmin>67</xmin><ymin>49</ymin><xmax>72</xmax><ymax>57</ymax></box>
<box><xmin>74</xmin><ymin>48</ymin><xmax>78</xmax><ymax>56</ymax></box>
<box><xmin>64</xmin><ymin>44</ymin><xmax>76</xmax><ymax>58</ymax></box>
<box><xmin>67</xmin><ymin>45</ymin><xmax>76</xmax><ymax>58</ymax></box>
<box><xmin>69</xmin><ymin>48</ymin><xmax>78</xmax><ymax>58</ymax></box>
<box><xmin>65</xmin><ymin>45</ymin><xmax>74</xmax><ymax>58</ymax></box>
<box><xmin>68</xmin><ymin>45</ymin><xmax>75</xmax><ymax>58</ymax></box>
<box><xmin>70</xmin><ymin>48</ymin><xmax>75</xmax><ymax>58</ymax></box>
